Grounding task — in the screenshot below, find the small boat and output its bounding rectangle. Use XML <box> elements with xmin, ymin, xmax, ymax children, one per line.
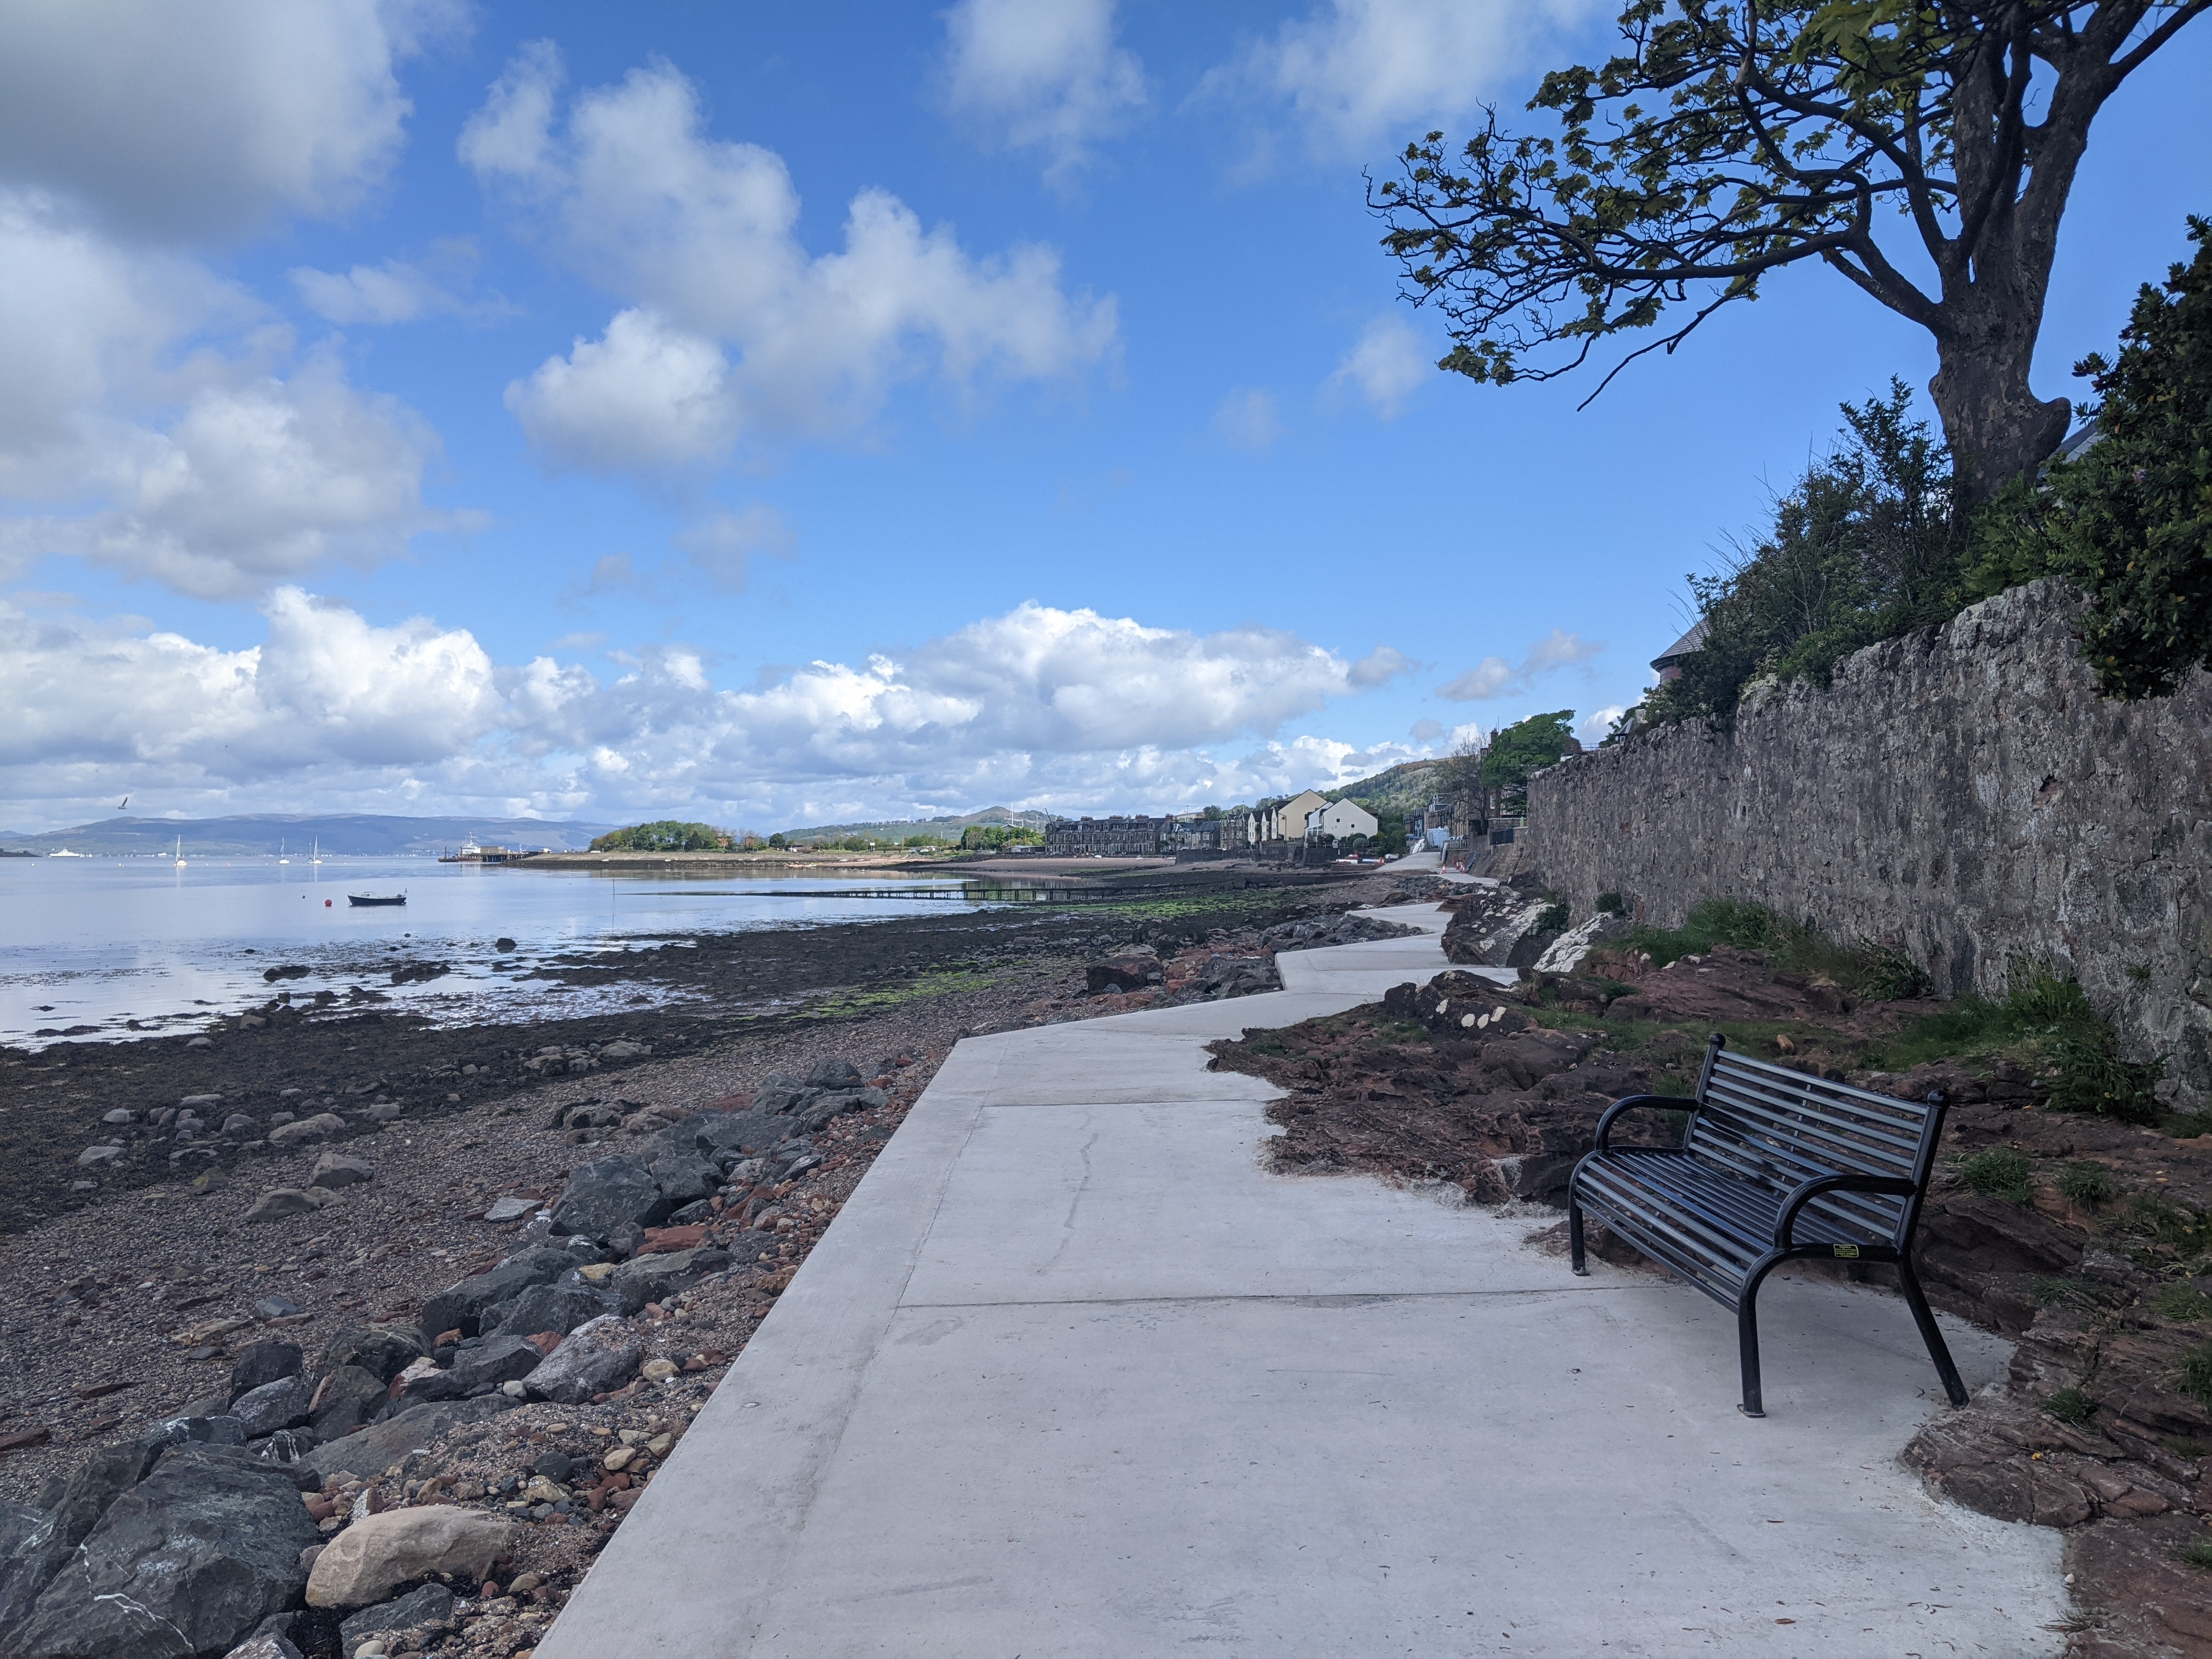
<box><xmin>173</xmin><ymin>835</ymin><xmax>185</xmax><ymax>868</ymax></box>
<box><xmin>278</xmin><ymin>838</ymin><xmax>289</xmax><ymax>865</ymax></box>
<box><xmin>347</xmin><ymin>893</ymin><xmax>407</xmax><ymax>907</ymax></box>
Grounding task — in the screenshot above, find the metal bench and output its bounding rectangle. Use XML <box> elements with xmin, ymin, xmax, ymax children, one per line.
<box><xmin>1567</xmin><ymin>1034</ymin><xmax>1968</xmax><ymax>1417</ymax></box>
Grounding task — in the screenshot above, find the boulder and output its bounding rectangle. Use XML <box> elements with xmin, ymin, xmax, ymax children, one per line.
<box><xmin>228</xmin><ymin>1341</ymin><xmax>304</xmax><ymax>1404</ymax></box>
<box><xmin>318</xmin><ymin>1326</ymin><xmax>423</xmax><ymax>1385</ymax></box>
<box><xmin>11</xmin><ymin>1450</ymin><xmax>316</xmax><ymax>1659</ymax></box>
<box><xmin>304</xmin><ymin>1509</ymin><xmax>513</xmax><ymax>1609</ymax></box>
<box><xmin>1087</xmin><ymin>948</ymin><xmax>1161</xmax><ymax>994</ymax></box>
<box><xmin>400</xmin><ymin>1334</ymin><xmax>541</xmax><ymax>1402</ymax></box>
<box><xmin>244</xmin><ymin>1188</ymin><xmax>325</xmax><ymax>1224</ymax></box>
<box><xmin>720</xmin><ymin>1232</ymin><xmax>786</xmax><ymax>1268</ymax></box>
<box><xmin>524</xmin><ymin>1314</ymin><xmax>642</xmax><ymax>1403</ymax></box>
<box><xmin>0</xmin><ymin>1444</ymin><xmax>144</xmax><ymax>1649</ymax></box>
<box><xmin>606</xmin><ymin>1246</ymin><xmax>731</xmax><ymax>1314</ymax></box>
<box><xmin>482</xmin><ymin>1195</ymin><xmax>536</xmax><ymax>1223</ymax></box>
<box><xmin>336</xmin><ymin>1582</ymin><xmax>454</xmax><ymax>1657</ymax></box>
<box><xmin>308</xmin><ymin>1152</ymin><xmax>374</xmax><ymax>1189</ymax></box>
<box><xmin>222</xmin><ymin>1630</ymin><xmax>303</xmax><ymax>1659</ymax></box>
<box><xmin>307</xmin><ymin>1366</ymin><xmax>388</xmax><ymax>1440</ymax></box>
<box><xmin>0</xmin><ymin>1497</ymin><xmax>43</xmax><ymax>1564</ymax></box>
<box><xmin>794</xmin><ymin>1087</ymin><xmax>884</xmax><ymax>1135</ymax></box>
<box><xmin>663</xmin><ymin>1109</ymin><xmax>787</xmax><ymax>1165</ymax></box>
<box><xmin>478</xmin><ymin>1281</ymin><xmax>614</xmax><ymax>1340</ymax></box>
<box><xmin>805</xmin><ymin>1056</ymin><xmax>863</xmax><ymax>1089</ymax></box>
<box><xmin>230</xmin><ymin>1374</ymin><xmax>315</xmax><ymax>1436</ymax></box>
<box><xmin>645</xmin><ymin>1147</ymin><xmax>720</xmax><ymax>1206</ymax></box>
<box><xmin>267</xmin><ymin>1114</ymin><xmax>346</xmax><ymax>1147</ymax></box>
<box><xmin>298</xmin><ymin>1395</ymin><xmax>516</xmax><ymax>1482</ymax></box>
<box><xmin>548</xmin><ymin>1155</ymin><xmax>668</xmax><ymax>1240</ymax></box>
<box><xmin>416</xmin><ymin>1246</ymin><xmax>579</xmax><ymax>1341</ymax></box>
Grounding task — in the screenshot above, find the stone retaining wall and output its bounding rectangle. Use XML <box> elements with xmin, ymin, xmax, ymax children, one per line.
<box><xmin>1525</xmin><ymin>580</ymin><xmax>2212</xmax><ymax>1105</ymax></box>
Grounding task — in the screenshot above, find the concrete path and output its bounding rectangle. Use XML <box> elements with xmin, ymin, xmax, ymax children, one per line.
<box><xmin>540</xmin><ymin>896</ymin><xmax>2066</xmax><ymax>1658</ymax></box>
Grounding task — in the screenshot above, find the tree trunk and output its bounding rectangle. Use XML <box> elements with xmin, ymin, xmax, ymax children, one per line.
<box><xmin>1927</xmin><ymin>306</ymin><xmax>2074</xmax><ymax>507</ymax></box>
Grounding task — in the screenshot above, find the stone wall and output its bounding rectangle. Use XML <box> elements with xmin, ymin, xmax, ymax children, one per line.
<box><xmin>1525</xmin><ymin>581</ymin><xmax>2212</xmax><ymax>1106</ymax></box>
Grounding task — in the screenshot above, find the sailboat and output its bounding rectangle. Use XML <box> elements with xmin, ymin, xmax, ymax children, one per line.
<box><xmin>311</xmin><ymin>838</ymin><xmax>322</xmax><ymax>865</ymax></box>
<box><xmin>174</xmin><ymin>835</ymin><xmax>185</xmax><ymax>868</ymax></box>
<box><xmin>278</xmin><ymin>838</ymin><xmax>289</xmax><ymax>865</ymax></box>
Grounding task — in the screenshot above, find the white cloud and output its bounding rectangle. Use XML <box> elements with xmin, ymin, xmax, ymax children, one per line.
<box><xmin>290</xmin><ymin>240</ymin><xmax>498</xmax><ymax>325</ymax></box>
<box><xmin>0</xmin><ymin>0</ymin><xmax>462</xmax><ymax>239</ymax></box>
<box><xmin>464</xmin><ymin>47</ymin><xmax>1118</xmax><ymax>475</ymax></box>
<box><xmin>0</xmin><ymin>191</ymin><xmax>466</xmax><ymax>599</ymax></box>
<box><xmin>1</xmin><ymin>594</ymin><xmax>1419</xmax><ymax>828</ymax></box>
<box><xmin>1212</xmin><ymin>387</ymin><xmax>1283</xmax><ymax>453</ymax></box>
<box><xmin>940</xmin><ymin>0</ymin><xmax>1147</xmax><ymax>183</ymax></box>
<box><xmin>1577</xmin><ymin>706</ymin><xmax>1624</xmax><ymax>742</ymax></box>
<box><xmin>1436</xmin><ymin>629</ymin><xmax>1602</xmax><ymax>702</ymax></box>
<box><xmin>1325</xmin><ymin>313</ymin><xmax>1431</xmax><ymax>419</ymax></box>
<box><xmin>1207</xmin><ymin>0</ymin><xmax>1597</xmax><ymax>160</ymax></box>
<box><xmin>506</xmin><ymin>308</ymin><xmax>737</xmax><ymax>472</ymax></box>
<box><xmin>1347</xmin><ymin>645</ymin><xmax>1415</xmax><ymax>688</ymax></box>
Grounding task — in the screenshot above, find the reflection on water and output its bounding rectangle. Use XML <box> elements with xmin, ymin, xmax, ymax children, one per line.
<box><xmin>0</xmin><ymin>856</ymin><xmax>997</xmax><ymax>1043</ymax></box>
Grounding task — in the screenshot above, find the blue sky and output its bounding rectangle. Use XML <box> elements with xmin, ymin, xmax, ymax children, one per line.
<box><xmin>3</xmin><ymin>1</ymin><xmax>2207</xmax><ymax>834</ymax></box>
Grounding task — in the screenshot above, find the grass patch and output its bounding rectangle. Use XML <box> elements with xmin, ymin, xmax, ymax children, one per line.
<box><xmin>1953</xmin><ymin>1147</ymin><xmax>2034</xmax><ymax>1205</ymax></box>
<box><xmin>2179</xmin><ymin>1538</ymin><xmax>2212</xmax><ymax>1572</ymax></box>
<box><xmin>2183</xmin><ymin>1342</ymin><xmax>2212</xmax><ymax>1411</ymax></box>
<box><xmin>2034</xmin><ymin>1277</ymin><xmax>2089</xmax><ymax>1306</ymax></box>
<box><xmin>1612</xmin><ymin>898</ymin><xmax>1931</xmax><ymax>1000</ymax></box>
<box><xmin>2045</xmin><ymin>1387</ymin><xmax>2100</xmax><ymax>1425</ymax></box>
<box><xmin>2057</xmin><ymin>1162</ymin><xmax>2121</xmax><ymax>1209</ymax></box>
<box><xmin>2152</xmin><ymin>1283</ymin><xmax>2212</xmax><ymax>1324</ymax></box>
<box><xmin>1872</xmin><ymin>961</ymin><xmax>2165</xmax><ymax>1126</ymax></box>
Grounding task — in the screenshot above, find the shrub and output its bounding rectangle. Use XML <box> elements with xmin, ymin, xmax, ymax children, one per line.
<box><xmin>1647</xmin><ymin>383</ymin><xmax>1962</xmax><ymax>727</ymax></box>
<box><xmin>1533</xmin><ymin>902</ymin><xmax>1570</xmax><ymax>934</ymax></box>
<box><xmin>1595</xmin><ymin>890</ymin><xmax>1627</xmax><ymax>916</ymax></box>
<box><xmin>1615</xmin><ymin>897</ymin><xmax>1928</xmax><ymax>1001</ymax></box>
<box><xmin>1952</xmin><ymin>1147</ymin><xmax>2034</xmax><ymax>1205</ymax></box>
<box><xmin>959</xmin><ymin>824</ymin><xmax>1045</xmax><ymax>853</ymax></box>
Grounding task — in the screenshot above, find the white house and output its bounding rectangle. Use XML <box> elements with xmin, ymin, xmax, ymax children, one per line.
<box><xmin>1306</xmin><ymin>798</ymin><xmax>1379</xmax><ymax>842</ymax></box>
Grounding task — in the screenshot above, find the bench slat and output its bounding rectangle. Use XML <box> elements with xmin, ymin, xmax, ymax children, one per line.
<box><xmin>1702</xmin><ymin>1070</ymin><xmax>1926</xmax><ymax>1163</ymax></box>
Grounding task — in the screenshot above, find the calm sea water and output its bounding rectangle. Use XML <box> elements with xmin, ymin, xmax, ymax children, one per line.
<box><xmin>0</xmin><ymin>855</ymin><xmax>996</xmax><ymax>1043</ymax></box>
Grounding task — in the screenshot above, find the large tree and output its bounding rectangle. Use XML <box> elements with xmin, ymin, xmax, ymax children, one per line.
<box><xmin>1373</xmin><ymin>0</ymin><xmax>2208</xmax><ymax>501</ymax></box>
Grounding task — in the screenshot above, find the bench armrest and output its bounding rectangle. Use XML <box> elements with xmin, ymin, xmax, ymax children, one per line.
<box><xmin>1773</xmin><ymin>1172</ymin><xmax>1918</xmax><ymax>1249</ymax></box>
<box><xmin>1592</xmin><ymin>1093</ymin><xmax>1693</xmax><ymax>1152</ymax></box>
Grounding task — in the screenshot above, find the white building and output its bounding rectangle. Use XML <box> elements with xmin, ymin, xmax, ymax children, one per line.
<box><xmin>1256</xmin><ymin>789</ymin><xmax>1329</xmax><ymax>844</ymax></box>
<box><xmin>1306</xmin><ymin>798</ymin><xmax>1378</xmax><ymax>842</ymax></box>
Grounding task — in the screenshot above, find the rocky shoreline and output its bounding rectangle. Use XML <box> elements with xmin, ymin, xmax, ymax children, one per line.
<box><xmin>0</xmin><ymin>873</ymin><xmax>1408</xmax><ymax>1658</ymax></box>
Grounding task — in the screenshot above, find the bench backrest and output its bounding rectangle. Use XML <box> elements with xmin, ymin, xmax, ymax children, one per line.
<box><xmin>1685</xmin><ymin>1039</ymin><xmax>1945</xmax><ymax>1249</ymax></box>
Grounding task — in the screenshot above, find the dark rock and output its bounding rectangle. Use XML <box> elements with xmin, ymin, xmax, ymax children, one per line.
<box><xmin>252</xmin><ymin>1295</ymin><xmax>305</xmax><ymax>1320</ymax></box>
<box><xmin>531</xmin><ymin>1451</ymin><xmax>574</xmax><ymax>1482</ymax></box>
<box><xmin>478</xmin><ymin>1282</ymin><xmax>614</xmax><ymax>1340</ymax></box>
<box><xmin>318</xmin><ymin>1326</ymin><xmax>424</xmax><ymax>1385</ymax></box>
<box><xmin>417</xmin><ymin>1246</ymin><xmax>579</xmax><ymax>1341</ymax></box>
<box><xmin>150</xmin><ymin>1441</ymin><xmax>321</xmax><ymax>1492</ymax></box>
<box><xmin>402</xmin><ymin>1334</ymin><xmax>541</xmax><ymax>1402</ymax></box>
<box><xmin>229</xmin><ymin>1341</ymin><xmax>305</xmax><ymax>1404</ymax></box>
<box><xmin>0</xmin><ymin>1498</ymin><xmax>42</xmax><ymax>1563</ymax></box>
<box><xmin>664</xmin><ymin>1109</ymin><xmax>786</xmax><ymax>1164</ymax></box>
<box><xmin>605</xmin><ymin>1246</ymin><xmax>731</xmax><ymax>1313</ymax></box>
<box><xmin>605</xmin><ymin>1221</ymin><xmax>647</xmax><ymax>1259</ymax></box>
<box><xmin>720</xmin><ymin>1232</ymin><xmax>785</xmax><ymax>1267</ymax></box>
<box><xmin>300</xmin><ymin>1395</ymin><xmax>517</xmax><ymax>1482</ymax></box>
<box><xmin>794</xmin><ymin>1088</ymin><xmax>885</xmax><ymax>1134</ymax></box>
<box><xmin>0</xmin><ymin>1443</ymin><xmax>145</xmax><ymax>1649</ymax></box>
<box><xmin>1086</xmin><ymin>947</ymin><xmax>1161</xmax><ymax>994</ymax></box>
<box><xmin>230</xmin><ymin>1374</ymin><xmax>315</xmax><ymax>1436</ymax></box>
<box><xmin>337</xmin><ymin>1582</ymin><xmax>455</xmax><ymax>1657</ymax></box>
<box><xmin>524</xmin><ymin>1315</ymin><xmax>644</xmax><ymax>1403</ymax></box>
<box><xmin>308</xmin><ymin>1366</ymin><xmax>390</xmax><ymax>1441</ymax></box>
<box><xmin>11</xmin><ymin>1449</ymin><xmax>316</xmax><ymax>1659</ymax></box>
<box><xmin>667</xmin><ymin>1198</ymin><xmax>714</xmax><ymax>1225</ymax></box>
<box><xmin>804</xmin><ymin>1056</ymin><xmax>862</xmax><ymax>1089</ymax></box>
<box><xmin>547</xmin><ymin>1156</ymin><xmax>668</xmax><ymax>1242</ymax></box>
<box><xmin>646</xmin><ymin>1147</ymin><xmax>721</xmax><ymax>1206</ymax></box>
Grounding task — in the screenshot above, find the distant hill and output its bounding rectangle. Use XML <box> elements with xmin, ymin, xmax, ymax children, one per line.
<box><xmin>776</xmin><ymin>805</ymin><xmax>1053</xmax><ymax>843</ymax></box>
<box><xmin>1325</xmin><ymin>760</ymin><xmax>1448</xmax><ymax>816</ymax></box>
<box><xmin>0</xmin><ymin>813</ymin><xmax>618</xmax><ymax>856</ymax></box>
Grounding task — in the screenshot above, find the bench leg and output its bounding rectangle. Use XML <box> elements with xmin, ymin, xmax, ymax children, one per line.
<box><xmin>1568</xmin><ymin>1192</ymin><xmax>1588</xmax><ymax>1276</ymax></box>
<box><xmin>1898</xmin><ymin>1255</ymin><xmax>1971</xmax><ymax>1408</ymax></box>
<box><xmin>1736</xmin><ymin>1294</ymin><xmax>1765</xmax><ymax>1418</ymax></box>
